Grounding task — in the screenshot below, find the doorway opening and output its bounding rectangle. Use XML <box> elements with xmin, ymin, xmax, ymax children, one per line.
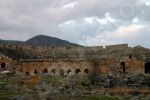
<box><xmin>51</xmin><ymin>69</ymin><xmax>55</xmax><ymax>74</ymax></box>
<box><xmin>34</xmin><ymin>69</ymin><xmax>38</xmax><ymax>74</ymax></box>
<box><xmin>145</xmin><ymin>62</ymin><xmax>150</xmax><ymax>73</ymax></box>
<box><xmin>75</xmin><ymin>69</ymin><xmax>81</xmax><ymax>74</ymax></box>
<box><xmin>67</xmin><ymin>69</ymin><xmax>71</xmax><ymax>74</ymax></box>
<box><xmin>43</xmin><ymin>68</ymin><xmax>48</xmax><ymax>73</ymax></box>
<box><xmin>1</xmin><ymin>63</ymin><xmax>6</xmax><ymax>70</ymax></box>
<box><xmin>84</xmin><ymin>69</ymin><xmax>89</xmax><ymax>74</ymax></box>
<box><xmin>121</xmin><ymin>62</ymin><xmax>126</xmax><ymax>74</ymax></box>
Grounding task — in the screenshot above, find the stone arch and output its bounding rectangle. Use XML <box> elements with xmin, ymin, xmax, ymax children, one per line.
<box><xmin>75</xmin><ymin>69</ymin><xmax>81</xmax><ymax>74</ymax></box>
<box><xmin>34</xmin><ymin>69</ymin><xmax>38</xmax><ymax>74</ymax></box>
<box><xmin>129</xmin><ymin>54</ymin><xmax>132</xmax><ymax>59</ymax></box>
<box><xmin>1</xmin><ymin>63</ymin><xmax>6</xmax><ymax>70</ymax></box>
<box><xmin>51</xmin><ymin>69</ymin><xmax>55</xmax><ymax>74</ymax></box>
<box><xmin>121</xmin><ymin>62</ymin><xmax>126</xmax><ymax>74</ymax></box>
<box><xmin>43</xmin><ymin>68</ymin><xmax>48</xmax><ymax>73</ymax></box>
<box><xmin>67</xmin><ymin>69</ymin><xmax>72</xmax><ymax>74</ymax></box>
<box><xmin>59</xmin><ymin>69</ymin><xmax>64</xmax><ymax>76</ymax></box>
<box><xmin>26</xmin><ymin>72</ymin><xmax>30</xmax><ymax>75</ymax></box>
<box><xmin>145</xmin><ymin>62</ymin><xmax>150</xmax><ymax>73</ymax></box>
<box><xmin>84</xmin><ymin>69</ymin><xmax>89</xmax><ymax>74</ymax></box>
<box><xmin>51</xmin><ymin>46</ymin><xmax>55</xmax><ymax>49</ymax></box>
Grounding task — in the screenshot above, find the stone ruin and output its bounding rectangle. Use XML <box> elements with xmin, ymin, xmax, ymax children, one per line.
<box><xmin>0</xmin><ymin>43</ymin><xmax>150</xmax><ymax>76</ymax></box>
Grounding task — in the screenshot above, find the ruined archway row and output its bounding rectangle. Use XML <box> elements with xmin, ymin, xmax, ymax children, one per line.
<box><xmin>17</xmin><ymin>60</ymin><xmax>92</xmax><ymax>76</ymax></box>
<box><xmin>16</xmin><ymin>56</ymin><xmax>150</xmax><ymax>76</ymax></box>
<box><xmin>23</xmin><ymin>68</ymin><xmax>90</xmax><ymax>76</ymax></box>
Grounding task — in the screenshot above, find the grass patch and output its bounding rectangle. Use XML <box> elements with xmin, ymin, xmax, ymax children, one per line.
<box><xmin>42</xmin><ymin>76</ymin><xmax>66</xmax><ymax>84</ymax></box>
<box><xmin>0</xmin><ymin>75</ymin><xmax>19</xmax><ymax>85</ymax></box>
<box><xmin>0</xmin><ymin>91</ymin><xmax>24</xmax><ymax>100</ymax></box>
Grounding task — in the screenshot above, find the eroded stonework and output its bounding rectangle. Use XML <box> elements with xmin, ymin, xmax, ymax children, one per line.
<box><xmin>0</xmin><ymin>44</ymin><xmax>150</xmax><ymax>76</ymax></box>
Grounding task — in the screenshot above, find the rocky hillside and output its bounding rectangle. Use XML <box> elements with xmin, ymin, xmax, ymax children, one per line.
<box><xmin>0</xmin><ymin>35</ymin><xmax>79</xmax><ymax>46</ymax></box>
<box><xmin>25</xmin><ymin>35</ymin><xmax>78</xmax><ymax>46</ymax></box>
<box><xmin>0</xmin><ymin>47</ymin><xmax>37</xmax><ymax>60</ymax></box>
<box><xmin>0</xmin><ymin>35</ymin><xmax>80</xmax><ymax>60</ymax></box>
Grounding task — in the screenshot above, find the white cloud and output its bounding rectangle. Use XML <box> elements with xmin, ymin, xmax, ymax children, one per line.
<box><xmin>84</xmin><ymin>13</ymin><xmax>116</xmax><ymax>25</ymax></box>
<box><xmin>84</xmin><ymin>17</ymin><xmax>95</xmax><ymax>24</ymax></box>
<box><xmin>138</xmin><ymin>0</ymin><xmax>150</xmax><ymax>6</ymax></box>
<box><xmin>114</xmin><ymin>24</ymin><xmax>143</xmax><ymax>38</ymax></box>
<box><xmin>63</xmin><ymin>1</ymin><xmax>77</xmax><ymax>9</ymax></box>
<box><xmin>0</xmin><ymin>0</ymin><xmax>149</xmax><ymax>47</ymax></box>
<box><xmin>79</xmin><ymin>24</ymin><xmax>146</xmax><ymax>46</ymax></box>
<box><xmin>146</xmin><ymin>2</ymin><xmax>150</xmax><ymax>6</ymax></box>
<box><xmin>132</xmin><ymin>17</ymin><xmax>139</xmax><ymax>23</ymax></box>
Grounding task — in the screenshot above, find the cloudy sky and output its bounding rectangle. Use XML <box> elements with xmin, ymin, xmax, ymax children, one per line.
<box><xmin>0</xmin><ymin>0</ymin><xmax>150</xmax><ymax>47</ymax></box>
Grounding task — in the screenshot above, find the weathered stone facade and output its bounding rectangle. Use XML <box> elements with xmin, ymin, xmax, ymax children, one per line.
<box><xmin>16</xmin><ymin>60</ymin><xmax>92</xmax><ymax>76</ymax></box>
<box><xmin>0</xmin><ymin>53</ymin><xmax>12</xmax><ymax>71</ymax></box>
<box><xmin>0</xmin><ymin>44</ymin><xmax>150</xmax><ymax>76</ymax></box>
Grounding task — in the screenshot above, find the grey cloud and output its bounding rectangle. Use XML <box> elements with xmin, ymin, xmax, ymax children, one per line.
<box><xmin>0</xmin><ymin>0</ymin><xmax>149</xmax><ymax>47</ymax></box>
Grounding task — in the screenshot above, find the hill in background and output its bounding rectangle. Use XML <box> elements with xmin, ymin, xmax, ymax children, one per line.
<box><xmin>0</xmin><ymin>35</ymin><xmax>79</xmax><ymax>46</ymax></box>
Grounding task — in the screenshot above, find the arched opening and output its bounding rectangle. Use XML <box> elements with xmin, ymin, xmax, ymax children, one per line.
<box><xmin>34</xmin><ymin>69</ymin><xmax>38</xmax><ymax>74</ymax></box>
<box><xmin>84</xmin><ymin>69</ymin><xmax>89</xmax><ymax>74</ymax></box>
<box><xmin>20</xmin><ymin>68</ymin><xmax>22</xmax><ymax>72</ymax></box>
<box><xmin>51</xmin><ymin>46</ymin><xmax>54</xmax><ymax>49</ymax></box>
<box><xmin>75</xmin><ymin>69</ymin><xmax>81</xmax><ymax>74</ymax></box>
<box><xmin>67</xmin><ymin>69</ymin><xmax>71</xmax><ymax>74</ymax></box>
<box><xmin>59</xmin><ymin>69</ymin><xmax>64</xmax><ymax>76</ymax></box>
<box><xmin>1</xmin><ymin>63</ymin><xmax>6</xmax><ymax>70</ymax></box>
<box><xmin>129</xmin><ymin>54</ymin><xmax>132</xmax><ymax>59</ymax></box>
<box><xmin>145</xmin><ymin>62</ymin><xmax>150</xmax><ymax>73</ymax></box>
<box><xmin>26</xmin><ymin>72</ymin><xmax>30</xmax><ymax>75</ymax></box>
<box><xmin>51</xmin><ymin>69</ymin><xmax>55</xmax><ymax>74</ymax></box>
<box><xmin>121</xmin><ymin>62</ymin><xmax>126</xmax><ymax>74</ymax></box>
<box><xmin>43</xmin><ymin>68</ymin><xmax>48</xmax><ymax>73</ymax></box>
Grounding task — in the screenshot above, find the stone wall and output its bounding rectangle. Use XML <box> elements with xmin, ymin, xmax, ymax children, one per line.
<box><xmin>17</xmin><ymin>60</ymin><xmax>93</xmax><ymax>76</ymax></box>
<box><xmin>0</xmin><ymin>53</ymin><xmax>13</xmax><ymax>71</ymax></box>
<box><xmin>92</xmin><ymin>55</ymin><xmax>145</xmax><ymax>75</ymax></box>
<box><xmin>0</xmin><ymin>44</ymin><xmax>149</xmax><ymax>76</ymax></box>
<box><xmin>15</xmin><ymin>54</ymin><xmax>146</xmax><ymax>76</ymax></box>
<box><xmin>106</xmin><ymin>44</ymin><xmax>128</xmax><ymax>49</ymax></box>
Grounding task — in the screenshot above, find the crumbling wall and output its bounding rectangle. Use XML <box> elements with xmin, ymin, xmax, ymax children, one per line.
<box><xmin>0</xmin><ymin>43</ymin><xmax>149</xmax><ymax>76</ymax></box>
<box><xmin>106</xmin><ymin>44</ymin><xmax>128</xmax><ymax>49</ymax></box>
<box><xmin>17</xmin><ymin>60</ymin><xmax>93</xmax><ymax>76</ymax></box>
<box><xmin>0</xmin><ymin>53</ymin><xmax>13</xmax><ymax>71</ymax></box>
<box><xmin>92</xmin><ymin>54</ymin><xmax>145</xmax><ymax>75</ymax></box>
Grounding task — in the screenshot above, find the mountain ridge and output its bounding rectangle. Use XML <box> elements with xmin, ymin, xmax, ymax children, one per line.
<box><xmin>0</xmin><ymin>35</ymin><xmax>79</xmax><ymax>46</ymax></box>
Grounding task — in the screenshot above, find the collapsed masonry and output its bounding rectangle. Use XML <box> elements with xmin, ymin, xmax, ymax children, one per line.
<box><xmin>0</xmin><ymin>43</ymin><xmax>150</xmax><ymax>76</ymax></box>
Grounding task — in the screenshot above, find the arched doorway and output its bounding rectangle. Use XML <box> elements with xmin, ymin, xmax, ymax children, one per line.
<box><xmin>84</xmin><ymin>69</ymin><xmax>89</xmax><ymax>74</ymax></box>
<box><xmin>121</xmin><ymin>62</ymin><xmax>126</xmax><ymax>74</ymax></box>
<box><xmin>145</xmin><ymin>62</ymin><xmax>150</xmax><ymax>73</ymax></box>
<box><xmin>26</xmin><ymin>72</ymin><xmax>30</xmax><ymax>75</ymax></box>
<box><xmin>129</xmin><ymin>54</ymin><xmax>132</xmax><ymax>59</ymax></box>
<box><xmin>75</xmin><ymin>69</ymin><xmax>81</xmax><ymax>74</ymax></box>
<box><xmin>34</xmin><ymin>69</ymin><xmax>38</xmax><ymax>74</ymax></box>
<box><xmin>1</xmin><ymin>63</ymin><xmax>6</xmax><ymax>70</ymax></box>
<box><xmin>51</xmin><ymin>69</ymin><xmax>55</xmax><ymax>74</ymax></box>
<box><xmin>67</xmin><ymin>69</ymin><xmax>71</xmax><ymax>74</ymax></box>
<box><xmin>43</xmin><ymin>68</ymin><xmax>48</xmax><ymax>73</ymax></box>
